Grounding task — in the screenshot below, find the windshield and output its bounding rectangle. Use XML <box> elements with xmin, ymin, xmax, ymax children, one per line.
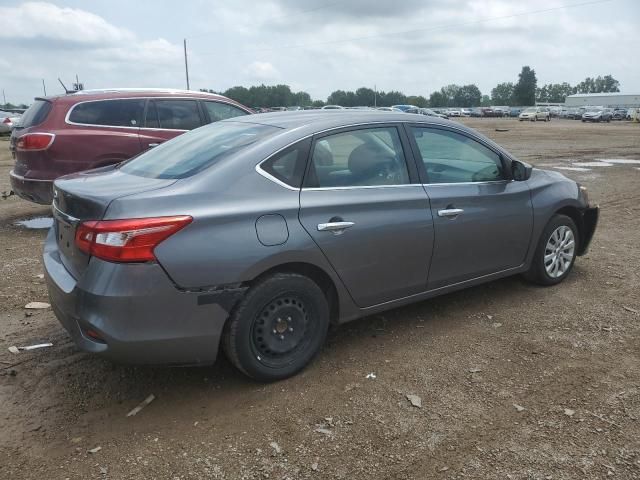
<box><xmin>585</xmin><ymin>107</ymin><xmax>602</xmax><ymax>112</ymax></box>
<box><xmin>120</xmin><ymin>121</ymin><xmax>280</xmax><ymax>179</ymax></box>
<box><xmin>16</xmin><ymin>99</ymin><xmax>51</xmax><ymax>128</ymax></box>
<box><xmin>523</xmin><ymin>107</ymin><xmax>537</xmax><ymax>113</ymax></box>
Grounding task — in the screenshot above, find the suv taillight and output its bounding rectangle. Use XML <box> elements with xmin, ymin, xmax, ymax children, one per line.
<box><xmin>2</xmin><ymin>117</ymin><xmax>11</xmax><ymax>124</ymax></box>
<box><xmin>75</xmin><ymin>216</ymin><xmax>192</xmax><ymax>263</ymax></box>
<box><xmin>16</xmin><ymin>133</ymin><xmax>55</xmax><ymax>151</ymax></box>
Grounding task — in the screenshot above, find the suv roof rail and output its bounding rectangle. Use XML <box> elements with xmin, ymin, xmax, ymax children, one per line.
<box><xmin>71</xmin><ymin>88</ymin><xmax>222</xmax><ymax>96</ymax></box>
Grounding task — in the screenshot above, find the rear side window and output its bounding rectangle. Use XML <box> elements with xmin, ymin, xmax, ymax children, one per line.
<box><xmin>153</xmin><ymin>100</ymin><xmax>201</xmax><ymax>130</ymax></box>
<box><xmin>68</xmin><ymin>99</ymin><xmax>144</xmax><ymax>127</ymax></box>
<box><xmin>260</xmin><ymin>139</ymin><xmax>310</xmax><ymax>188</ymax></box>
<box><xmin>203</xmin><ymin>101</ymin><xmax>249</xmax><ymax>123</ymax></box>
<box><xmin>18</xmin><ymin>100</ymin><xmax>52</xmax><ymax>128</ymax></box>
<box><xmin>120</xmin><ymin>122</ymin><xmax>280</xmax><ymax>179</ymax></box>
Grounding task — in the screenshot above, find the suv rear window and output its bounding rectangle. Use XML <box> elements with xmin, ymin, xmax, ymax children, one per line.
<box><xmin>120</xmin><ymin>121</ymin><xmax>280</xmax><ymax>179</ymax></box>
<box><xmin>18</xmin><ymin>100</ymin><xmax>52</xmax><ymax>128</ymax></box>
<box><xmin>68</xmin><ymin>99</ymin><xmax>144</xmax><ymax>127</ymax></box>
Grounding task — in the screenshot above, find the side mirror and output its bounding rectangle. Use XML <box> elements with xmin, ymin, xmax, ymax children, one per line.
<box><xmin>511</xmin><ymin>159</ymin><xmax>532</xmax><ymax>181</ymax></box>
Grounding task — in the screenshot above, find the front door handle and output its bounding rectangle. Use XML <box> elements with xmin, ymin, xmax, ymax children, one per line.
<box><xmin>317</xmin><ymin>221</ymin><xmax>355</xmax><ymax>234</ymax></box>
<box><xmin>438</xmin><ymin>208</ymin><xmax>464</xmax><ymax>218</ymax></box>
<box><xmin>148</xmin><ymin>142</ymin><xmax>162</xmax><ymax>148</ymax></box>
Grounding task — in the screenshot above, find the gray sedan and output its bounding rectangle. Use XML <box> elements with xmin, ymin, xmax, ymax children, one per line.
<box><xmin>45</xmin><ymin>111</ymin><xmax>598</xmax><ymax>381</ymax></box>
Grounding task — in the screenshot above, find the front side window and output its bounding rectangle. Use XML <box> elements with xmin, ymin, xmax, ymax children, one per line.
<box><xmin>306</xmin><ymin>127</ymin><xmax>409</xmax><ymax>188</ymax></box>
<box><xmin>203</xmin><ymin>101</ymin><xmax>249</xmax><ymax>123</ymax></box>
<box><xmin>153</xmin><ymin>100</ymin><xmax>202</xmax><ymax>130</ymax></box>
<box><xmin>411</xmin><ymin>127</ymin><xmax>504</xmax><ymax>183</ymax></box>
<box><xmin>68</xmin><ymin>99</ymin><xmax>144</xmax><ymax>127</ymax></box>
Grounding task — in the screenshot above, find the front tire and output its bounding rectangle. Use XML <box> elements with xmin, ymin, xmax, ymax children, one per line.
<box><xmin>524</xmin><ymin>214</ymin><xmax>579</xmax><ymax>286</ymax></box>
<box><xmin>223</xmin><ymin>273</ymin><xmax>330</xmax><ymax>381</ymax></box>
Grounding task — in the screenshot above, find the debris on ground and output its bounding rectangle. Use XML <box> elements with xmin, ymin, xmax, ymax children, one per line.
<box><xmin>126</xmin><ymin>394</ymin><xmax>156</xmax><ymax>417</ymax></box>
<box><xmin>24</xmin><ymin>302</ymin><xmax>50</xmax><ymax>310</ymax></box>
<box><xmin>8</xmin><ymin>343</ymin><xmax>53</xmax><ymax>354</ymax></box>
<box><xmin>365</xmin><ymin>372</ymin><xmax>376</xmax><ymax>379</ymax></box>
<box><xmin>269</xmin><ymin>442</ymin><xmax>281</xmax><ymax>454</ymax></box>
<box><xmin>492</xmin><ymin>322</ymin><xmax>503</xmax><ymax>328</ymax></box>
<box><xmin>564</xmin><ymin>408</ymin><xmax>576</xmax><ymax>417</ymax></box>
<box><xmin>314</xmin><ymin>427</ymin><xmax>333</xmax><ymax>436</ymax></box>
<box><xmin>88</xmin><ymin>446</ymin><xmax>102</xmax><ymax>454</ymax></box>
<box><xmin>513</xmin><ymin>404</ymin><xmax>525</xmax><ymax>412</ymax></box>
<box><xmin>622</xmin><ymin>305</ymin><xmax>639</xmax><ymax>314</ymax></box>
<box><xmin>406</xmin><ymin>394</ymin><xmax>422</xmax><ymax>408</ymax></box>
<box><xmin>469</xmin><ymin>367</ymin><xmax>483</xmax><ymax>373</ymax></box>
<box><xmin>311</xmin><ymin>461</ymin><xmax>319</xmax><ymax>471</ymax></box>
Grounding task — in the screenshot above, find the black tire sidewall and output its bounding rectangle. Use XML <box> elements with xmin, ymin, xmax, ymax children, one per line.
<box><xmin>224</xmin><ymin>274</ymin><xmax>329</xmax><ymax>381</ymax></box>
<box><xmin>528</xmin><ymin>214</ymin><xmax>579</xmax><ymax>286</ymax></box>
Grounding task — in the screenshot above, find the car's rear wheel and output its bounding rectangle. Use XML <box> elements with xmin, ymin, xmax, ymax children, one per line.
<box><xmin>524</xmin><ymin>214</ymin><xmax>579</xmax><ymax>286</ymax></box>
<box><xmin>223</xmin><ymin>273</ymin><xmax>329</xmax><ymax>381</ymax></box>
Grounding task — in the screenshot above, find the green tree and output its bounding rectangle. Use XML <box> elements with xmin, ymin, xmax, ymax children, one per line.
<box><xmin>481</xmin><ymin>95</ymin><xmax>491</xmax><ymax>107</ymax></box>
<box><xmin>513</xmin><ymin>66</ymin><xmax>537</xmax><ymax>106</ymax></box>
<box><xmin>406</xmin><ymin>95</ymin><xmax>429</xmax><ymax>107</ymax></box>
<box><xmin>536</xmin><ymin>82</ymin><xmax>573</xmax><ymax>103</ymax></box>
<box><xmin>491</xmin><ymin>82</ymin><xmax>514</xmax><ymax>105</ymax></box>
<box><xmin>355</xmin><ymin>87</ymin><xmax>376</xmax><ymax>106</ymax></box>
<box><xmin>454</xmin><ymin>84</ymin><xmax>482</xmax><ymax>107</ymax></box>
<box><xmin>575</xmin><ymin>75</ymin><xmax>620</xmax><ymax>93</ymax></box>
<box><xmin>429</xmin><ymin>90</ymin><xmax>448</xmax><ymax>107</ymax></box>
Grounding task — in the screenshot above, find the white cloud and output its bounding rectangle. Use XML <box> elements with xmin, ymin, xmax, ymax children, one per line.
<box><xmin>244</xmin><ymin>61</ymin><xmax>280</xmax><ymax>82</ymax></box>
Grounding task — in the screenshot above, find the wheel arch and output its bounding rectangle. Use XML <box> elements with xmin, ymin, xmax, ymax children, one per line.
<box><xmin>554</xmin><ymin>205</ymin><xmax>585</xmax><ymax>253</ymax></box>
<box><xmin>249</xmin><ymin>262</ymin><xmax>340</xmax><ymax>324</ymax></box>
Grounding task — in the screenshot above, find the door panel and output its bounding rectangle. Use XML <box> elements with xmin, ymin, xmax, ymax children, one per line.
<box><xmin>299</xmin><ymin>186</ymin><xmax>434</xmax><ymax>307</ymax></box>
<box><xmin>424</xmin><ymin>181</ymin><xmax>533</xmax><ymax>289</ymax></box>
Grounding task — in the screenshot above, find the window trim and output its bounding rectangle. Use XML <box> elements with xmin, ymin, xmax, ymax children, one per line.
<box><xmin>302</xmin><ymin>124</ymin><xmax>416</xmax><ymax>190</ymax></box>
<box><xmin>405</xmin><ymin>123</ymin><xmax>513</xmax><ymax>185</ymax></box>
<box><xmin>147</xmin><ymin>98</ymin><xmax>204</xmax><ymax>131</ymax></box>
<box><xmin>65</xmin><ymin>96</ymin><xmax>249</xmax><ymax>131</ymax></box>
<box><xmin>256</xmin><ymin>138</ymin><xmax>311</xmax><ymax>189</ymax></box>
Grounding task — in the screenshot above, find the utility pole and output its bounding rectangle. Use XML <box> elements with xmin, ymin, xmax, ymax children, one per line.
<box><xmin>183</xmin><ymin>38</ymin><xmax>190</xmax><ymax>90</ymax></box>
<box><xmin>2</xmin><ymin>89</ymin><xmax>6</xmax><ymax>106</ymax></box>
<box><xmin>374</xmin><ymin>84</ymin><xmax>377</xmax><ymax>108</ymax></box>
<box><xmin>42</xmin><ymin>79</ymin><xmax>47</xmax><ymax>96</ymax></box>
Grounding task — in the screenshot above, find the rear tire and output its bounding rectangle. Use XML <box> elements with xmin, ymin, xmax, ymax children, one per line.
<box><xmin>524</xmin><ymin>214</ymin><xmax>579</xmax><ymax>286</ymax></box>
<box><xmin>223</xmin><ymin>273</ymin><xmax>329</xmax><ymax>381</ymax></box>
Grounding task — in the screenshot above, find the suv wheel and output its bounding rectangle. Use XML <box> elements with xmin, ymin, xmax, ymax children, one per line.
<box><xmin>524</xmin><ymin>214</ymin><xmax>579</xmax><ymax>286</ymax></box>
<box><xmin>223</xmin><ymin>273</ymin><xmax>329</xmax><ymax>381</ymax></box>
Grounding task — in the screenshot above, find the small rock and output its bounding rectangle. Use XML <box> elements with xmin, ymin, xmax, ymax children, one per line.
<box><xmin>564</xmin><ymin>408</ymin><xmax>575</xmax><ymax>417</ymax></box>
<box><xmin>269</xmin><ymin>441</ymin><xmax>281</xmax><ymax>454</ymax></box>
<box><xmin>486</xmin><ymin>315</ymin><xmax>494</xmax><ymax>320</ymax></box>
<box><xmin>439</xmin><ymin>466</ymin><xmax>449</xmax><ymax>472</ymax></box>
<box><xmin>35</xmin><ymin>274</ymin><xmax>44</xmax><ymax>279</ymax></box>
<box><xmin>99</xmin><ymin>467</ymin><xmax>108</xmax><ymax>475</ymax></box>
<box><xmin>406</xmin><ymin>394</ymin><xmax>422</xmax><ymax>408</ymax></box>
<box><xmin>513</xmin><ymin>404</ymin><xmax>525</xmax><ymax>412</ymax></box>
<box><xmin>469</xmin><ymin>367</ymin><xmax>482</xmax><ymax>373</ymax></box>
<box><xmin>492</xmin><ymin>322</ymin><xmax>503</xmax><ymax>328</ymax></box>
<box><xmin>24</xmin><ymin>302</ymin><xmax>51</xmax><ymax>310</ymax></box>
<box><xmin>314</xmin><ymin>427</ymin><xmax>332</xmax><ymax>436</ymax></box>
<box><xmin>88</xmin><ymin>446</ymin><xmax>102</xmax><ymax>454</ymax></box>
<box><xmin>311</xmin><ymin>462</ymin><xmax>318</xmax><ymax>471</ymax></box>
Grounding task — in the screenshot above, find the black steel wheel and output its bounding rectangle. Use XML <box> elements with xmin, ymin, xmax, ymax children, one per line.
<box><xmin>223</xmin><ymin>273</ymin><xmax>329</xmax><ymax>381</ymax></box>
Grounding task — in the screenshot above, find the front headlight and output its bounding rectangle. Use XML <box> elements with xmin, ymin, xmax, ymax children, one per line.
<box><xmin>579</xmin><ymin>184</ymin><xmax>589</xmax><ymax>205</ymax></box>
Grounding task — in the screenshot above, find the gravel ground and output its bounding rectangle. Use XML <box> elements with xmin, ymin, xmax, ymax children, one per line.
<box><xmin>1</xmin><ymin>118</ymin><xmax>639</xmax><ymax>479</ymax></box>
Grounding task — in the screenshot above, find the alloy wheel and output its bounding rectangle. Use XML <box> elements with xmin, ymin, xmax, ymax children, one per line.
<box><xmin>544</xmin><ymin>226</ymin><xmax>575</xmax><ymax>278</ymax></box>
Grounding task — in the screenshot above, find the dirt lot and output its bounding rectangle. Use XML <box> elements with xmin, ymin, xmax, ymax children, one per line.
<box><xmin>1</xmin><ymin>118</ymin><xmax>639</xmax><ymax>479</ymax></box>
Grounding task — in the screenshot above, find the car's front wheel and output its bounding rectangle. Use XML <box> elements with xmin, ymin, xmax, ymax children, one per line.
<box><xmin>524</xmin><ymin>214</ymin><xmax>579</xmax><ymax>286</ymax></box>
<box><xmin>223</xmin><ymin>273</ymin><xmax>329</xmax><ymax>381</ymax></box>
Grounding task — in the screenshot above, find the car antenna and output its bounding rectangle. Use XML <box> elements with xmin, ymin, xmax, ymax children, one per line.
<box><xmin>58</xmin><ymin>78</ymin><xmax>72</xmax><ymax>94</ymax></box>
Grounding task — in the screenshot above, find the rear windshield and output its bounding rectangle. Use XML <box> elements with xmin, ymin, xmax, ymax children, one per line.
<box><xmin>18</xmin><ymin>100</ymin><xmax>52</xmax><ymax>128</ymax></box>
<box><xmin>120</xmin><ymin>121</ymin><xmax>280</xmax><ymax>179</ymax></box>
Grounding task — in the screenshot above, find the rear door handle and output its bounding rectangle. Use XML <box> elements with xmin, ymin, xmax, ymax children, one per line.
<box><xmin>317</xmin><ymin>221</ymin><xmax>355</xmax><ymax>234</ymax></box>
<box><xmin>438</xmin><ymin>208</ymin><xmax>464</xmax><ymax>218</ymax></box>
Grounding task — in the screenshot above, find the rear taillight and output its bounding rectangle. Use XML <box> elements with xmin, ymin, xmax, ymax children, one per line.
<box><xmin>2</xmin><ymin>117</ymin><xmax>11</xmax><ymax>124</ymax></box>
<box><xmin>75</xmin><ymin>216</ymin><xmax>192</xmax><ymax>263</ymax></box>
<box><xmin>16</xmin><ymin>133</ymin><xmax>55</xmax><ymax>151</ymax></box>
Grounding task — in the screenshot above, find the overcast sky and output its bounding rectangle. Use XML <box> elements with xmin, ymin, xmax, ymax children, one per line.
<box><xmin>1</xmin><ymin>0</ymin><xmax>638</xmax><ymax>105</ymax></box>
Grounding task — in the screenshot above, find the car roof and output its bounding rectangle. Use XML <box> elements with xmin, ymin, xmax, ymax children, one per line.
<box><xmin>230</xmin><ymin>110</ymin><xmax>454</xmax><ymax>132</ymax></box>
<box><xmin>38</xmin><ymin>88</ymin><xmax>239</xmax><ymax>105</ymax></box>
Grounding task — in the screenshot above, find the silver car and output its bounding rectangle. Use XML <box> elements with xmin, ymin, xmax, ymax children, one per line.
<box><xmin>46</xmin><ymin>111</ymin><xmax>598</xmax><ymax>381</ymax></box>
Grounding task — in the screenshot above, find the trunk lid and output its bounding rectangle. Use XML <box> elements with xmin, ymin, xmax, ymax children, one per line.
<box><xmin>52</xmin><ymin>165</ymin><xmax>176</xmax><ymax>279</ymax></box>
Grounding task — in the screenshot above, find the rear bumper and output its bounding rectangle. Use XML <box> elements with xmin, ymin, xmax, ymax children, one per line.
<box><xmin>43</xmin><ymin>228</ymin><xmax>238</xmax><ymax>366</ymax></box>
<box><xmin>577</xmin><ymin>206</ymin><xmax>599</xmax><ymax>256</ymax></box>
<box><xmin>9</xmin><ymin>170</ymin><xmax>53</xmax><ymax>204</ymax></box>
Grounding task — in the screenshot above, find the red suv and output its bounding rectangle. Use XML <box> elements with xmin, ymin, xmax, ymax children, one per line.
<box><xmin>9</xmin><ymin>89</ymin><xmax>253</xmax><ymax>204</ymax></box>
